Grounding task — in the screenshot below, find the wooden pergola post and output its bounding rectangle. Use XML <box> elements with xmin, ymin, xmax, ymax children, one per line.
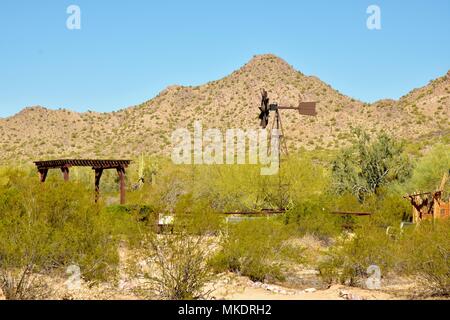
<box><xmin>61</xmin><ymin>166</ymin><xmax>70</xmax><ymax>181</ymax></box>
<box><xmin>38</xmin><ymin>169</ymin><xmax>48</xmax><ymax>182</ymax></box>
<box><xmin>94</xmin><ymin>168</ymin><xmax>104</xmax><ymax>203</ymax></box>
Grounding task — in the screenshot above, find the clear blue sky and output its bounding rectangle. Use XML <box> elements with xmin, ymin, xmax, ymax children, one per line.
<box><xmin>1</xmin><ymin>0</ymin><xmax>449</xmax><ymax>117</ymax></box>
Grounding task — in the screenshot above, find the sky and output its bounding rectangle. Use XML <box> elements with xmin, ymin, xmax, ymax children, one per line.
<box><xmin>1</xmin><ymin>0</ymin><xmax>449</xmax><ymax>118</ymax></box>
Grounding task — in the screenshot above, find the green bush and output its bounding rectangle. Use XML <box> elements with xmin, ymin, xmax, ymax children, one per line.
<box><xmin>103</xmin><ymin>204</ymin><xmax>157</xmax><ymax>250</ymax></box>
<box><xmin>142</xmin><ymin>231</ymin><xmax>215</xmax><ymax>300</ymax></box>
<box><xmin>319</xmin><ymin>219</ymin><xmax>450</xmax><ymax>296</ymax></box>
<box><xmin>210</xmin><ymin>219</ymin><xmax>304</xmax><ymax>282</ymax></box>
<box><xmin>331</xmin><ymin>129</ymin><xmax>411</xmax><ymax>201</ymax></box>
<box><xmin>106</xmin><ymin>204</ymin><xmax>157</xmax><ymax>221</ymax></box>
<box><xmin>0</xmin><ymin>169</ymin><xmax>121</xmax><ymax>293</ymax></box>
<box><xmin>283</xmin><ymin>197</ymin><xmax>340</xmax><ymax>242</ymax></box>
<box><xmin>173</xmin><ymin>194</ymin><xmax>224</xmax><ymax>236</ymax></box>
<box><xmin>318</xmin><ymin>222</ymin><xmax>399</xmax><ymax>287</ymax></box>
<box><xmin>406</xmin><ymin>143</ymin><xmax>450</xmax><ymax>193</ymax></box>
<box><xmin>401</xmin><ymin>221</ymin><xmax>450</xmax><ymax>296</ymax></box>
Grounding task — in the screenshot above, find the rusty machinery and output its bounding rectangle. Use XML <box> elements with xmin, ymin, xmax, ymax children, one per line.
<box><xmin>404</xmin><ymin>170</ymin><xmax>450</xmax><ymax>224</ymax></box>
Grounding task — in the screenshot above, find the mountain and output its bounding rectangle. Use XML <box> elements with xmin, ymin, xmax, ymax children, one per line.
<box><xmin>0</xmin><ymin>54</ymin><xmax>449</xmax><ymax>163</ymax></box>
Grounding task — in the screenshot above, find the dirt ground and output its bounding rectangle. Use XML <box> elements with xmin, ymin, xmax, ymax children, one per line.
<box><xmin>209</xmin><ymin>273</ymin><xmax>413</xmax><ymax>300</ymax></box>
<box><xmin>0</xmin><ymin>240</ymin><xmax>445</xmax><ymax>301</ymax></box>
<box><xmin>0</xmin><ymin>270</ymin><xmax>440</xmax><ymax>300</ymax></box>
<box><xmin>3</xmin><ymin>271</ymin><xmax>419</xmax><ymax>301</ymax></box>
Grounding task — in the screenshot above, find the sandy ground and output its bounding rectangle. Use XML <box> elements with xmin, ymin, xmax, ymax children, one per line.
<box><xmin>0</xmin><ymin>271</ymin><xmax>433</xmax><ymax>300</ymax></box>
<box><xmin>0</xmin><ymin>241</ymin><xmax>441</xmax><ymax>300</ymax></box>
<box><xmin>208</xmin><ymin>273</ymin><xmax>415</xmax><ymax>300</ymax></box>
<box><xmin>19</xmin><ymin>271</ymin><xmax>415</xmax><ymax>300</ymax></box>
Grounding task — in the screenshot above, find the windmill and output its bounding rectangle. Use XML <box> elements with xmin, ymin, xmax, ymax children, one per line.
<box><xmin>258</xmin><ymin>89</ymin><xmax>317</xmax><ymax>209</ymax></box>
<box><xmin>258</xmin><ymin>89</ymin><xmax>317</xmax><ymax>157</ymax></box>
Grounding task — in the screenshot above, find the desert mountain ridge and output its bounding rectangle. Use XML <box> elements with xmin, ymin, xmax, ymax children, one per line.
<box><xmin>0</xmin><ymin>54</ymin><xmax>449</xmax><ymax>163</ymax></box>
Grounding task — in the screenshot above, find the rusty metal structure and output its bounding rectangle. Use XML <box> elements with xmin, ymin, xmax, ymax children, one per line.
<box><xmin>223</xmin><ymin>209</ymin><xmax>286</xmax><ymax>224</ymax></box>
<box><xmin>259</xmin><ymin>89</ymin><xmax>317</xmax><ymax>157</ymax></box>
<box><xmin>224</xmin><ymin>208</ymin><xmax>286</xmax><ymax>216</ymax></box>
<box><xmin>258</xmin><ymin>89</ymin><xmax>317</xmax><ymax>211</ymax></box>
<box><xmin>33</xmin><ymin>159</ymin><xmax>131</xmax><ymax>204</ymax></box>
<box><xmin>404</xmin><ymin>170</ymin><xmax>449</xmax><ymax>224</ymax></box>
<box><xmin>331</xmin><ymin>211</ymin><xmax>372</xmax><ymax>216</ymax></box>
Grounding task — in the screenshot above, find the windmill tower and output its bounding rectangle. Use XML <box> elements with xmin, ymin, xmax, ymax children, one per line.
<box><xmin>258</xmin><ymin>89</ymin><xmax>317</xmax><ymax>209</ymax></box>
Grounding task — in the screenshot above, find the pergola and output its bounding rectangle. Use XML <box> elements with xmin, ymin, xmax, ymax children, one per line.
<box><xmin>33</xmin><ymin>159</ymin><xmax>132</xmax><ymax>204</ymax></box>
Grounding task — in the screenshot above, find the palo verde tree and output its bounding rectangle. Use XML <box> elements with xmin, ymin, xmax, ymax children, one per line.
<box><xmin>332</xmin><ymin>129</ymin><xmax>411</xmax><ymax>201</ymax></box>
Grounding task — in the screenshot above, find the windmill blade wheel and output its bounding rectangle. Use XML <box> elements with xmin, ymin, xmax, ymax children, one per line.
<box><xmin>259</xmin><ymin>89</ymin><xmax>270</xmax><ymax>129</ymax></box>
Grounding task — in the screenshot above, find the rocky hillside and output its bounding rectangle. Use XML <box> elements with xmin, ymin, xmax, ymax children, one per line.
<box><xmin>0</xmin><ymin>54</ymin><xmax>449</xmax><ymax>163</ymax></box>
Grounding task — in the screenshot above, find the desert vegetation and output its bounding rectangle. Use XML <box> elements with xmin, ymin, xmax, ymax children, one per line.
<box><xmin>0</xmin><ymin>130</ymin><xmax>448</xmax><ymax>300</ymax></box>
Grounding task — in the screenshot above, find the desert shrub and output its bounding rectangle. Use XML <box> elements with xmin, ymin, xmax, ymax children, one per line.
<box><xmin>173</xmin><ymin>194</ymin><xmax>224</xmax><ymax>235</ymax></box>
<box><xmin>0</xmin><ymin>169</ymin><xmax>122</xmax><ymax>298</ymax></box>
<box><xmin>106</xmin><ymin>204</ymin><xmax>157</xmax><ymax>222</ymax></box>
<box><xmin>332</xmin><ymin>189</ymin><xmax>411</xmax><ymax>228</ymax></box>
<box><xmin>193</xmin><ymin>153</ymin><xmax>332</xmax><ymax>214</ymax></box>
<box><xmin>210</xmin><ymin>218</ymin><xmax>304</xmax><ymax>282</ymax></box>
<box><xmin>283</xmin><ymin>196</ymin><xmax>340</xmax><ymax>242</ymax></box>
<box><xmin>318</xmin><ymin>222</ymin><xmax>399</xmax><ymax>287</ymax></box>
<box><xmin>0</xmin><ymin>206</ymin><xmax>54</xmax><ymax>299</ymax></box>
<box><xmin>369</xmin><ymin>190</ymin><xmax>411</xmax><ymax>225</ymax></box>
<box><xmin>0</xmin><ymin>268</ymin><xmax>52</xmax><ymax>300</ymax></box>
<box><xmin>319</xmin><ymin>219</ymin><xmax>450</xmax><ymax>296</ymax></box>
<box><xmin>332</xmin><ymin>129</ymin><xmax>411</xmax><ymax>201</ymax></box>
<box><xmin>401</xmin><ymin>221</ymin><xmax>450</xmax><ymax>296</ymax></box>
<box><xmin>406</xmin><ymin>143</ymin><xmax>450</xmax><ymax>193</ymax></box>
<box><xmin>194</xmin><ymin>164</ymin><xmax>265</xmax><ymax>212</ymax></box>
<box><xmin>142</xmin><ymin>231</ymin><xmax>215</xmax><ymax>300</ymax></box>
<box><xmin>105</xmin><ymin>204</ymin><xmax>158</xmax><ymax>251</ymax></box>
